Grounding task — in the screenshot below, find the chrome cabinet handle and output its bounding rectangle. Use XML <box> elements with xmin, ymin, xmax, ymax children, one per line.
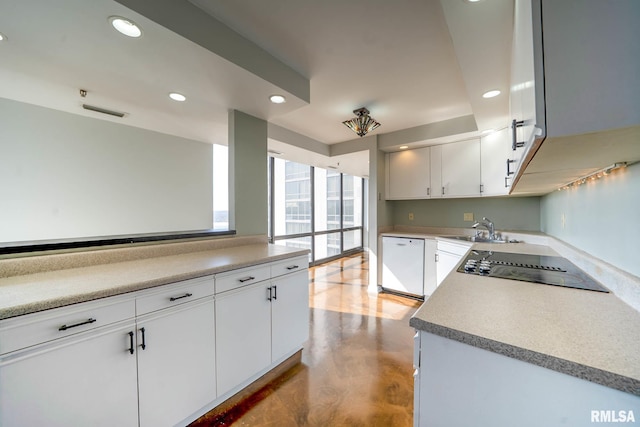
<box><xmin>506</xmin><ymin>159</ymin><xmax>516</xmax><ymax>176</ymax></box>
<box><xmin>59</xmin><ymin>318</ymin><xmax>96</xmax><ymax>331</ymax></box>
<box><xmin>238</xmin><ymin>276</ymin><xmax>255</xmax><ymax>283</ymax></box>
<box><xmin>511</xmin><ymin>119</ymin><xmax>525</xmax><ymax>150</ymax></box>
<box><xmin>169</xmin><ymin>293</ymin><xmax>192</xmax><ymax>302</ymax></box>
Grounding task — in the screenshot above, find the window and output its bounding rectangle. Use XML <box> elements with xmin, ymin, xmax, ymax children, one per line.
<box><xmin>213</xmin><ymin>144</ymin><xmax>229</xmax><ymax>231</ymax></box>
<box><xmin>269</xmin><ymin>158</ymin><xmax>365</xmax><ymax>265</ymax></box>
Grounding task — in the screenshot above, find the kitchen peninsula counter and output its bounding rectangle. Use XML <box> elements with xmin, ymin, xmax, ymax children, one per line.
<box><xmin>0</xmin><ymin>238</ymin><xmax>308</xmax><ymax>320</ymax></box>
<box><xmin>410</xmin><ymin>240</ymin><xmax>640</xmax><ymax>397</ymax></box>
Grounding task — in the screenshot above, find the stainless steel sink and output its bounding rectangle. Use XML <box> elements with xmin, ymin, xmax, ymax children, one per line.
<box><xmin>440</xmin><ymin>235</ymin><xmax>508</xmax><ymax>244</ymax></box>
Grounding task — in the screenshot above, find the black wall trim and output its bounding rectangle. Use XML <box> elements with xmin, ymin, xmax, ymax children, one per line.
<box><xmin>0</xmin><ymin>230</ymin><xmax>236</xmax><ymax>256</ymax></box>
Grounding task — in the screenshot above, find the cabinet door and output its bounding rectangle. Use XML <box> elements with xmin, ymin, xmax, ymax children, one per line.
<box><xmin>430</xmin><ymin>145</ymin><xmax>443</xmax><ymax>198</ymax></box>
<box><xmin>0</xmin><ymin>322</ymin><xmax>139</xmax><ymax>427</ymax></box>
<box><xmin>481</xmin><ymin>128</ymin><xmax>511</xmax><ymax>196</ymax></box>
<box><xmin>441</xmin><ymin>139</ymin><xmax>481</xmax><ymax>197</ymax></box>
<box><xmin>387</xmin><ymin>147</ymin><xmax>431</xmax><ymax>199</ymax></box>
<box><xmin>509</xmin><ymin>0</ymin><xmax>535</xmax><ymax>175</ymax></box>
<box><xmin>436</xmin><ymin>251</ymin><xmax>462</xmax><ymax>287</ymax></box>
<box><xmin>137</xmin><ymin>298</ymin><xmax>216</xmax><ymax>427</ymax></box>
<box><xmin>424</xmin><ymin>239</ymin><xmax>438</xmax><ymax>296</ymax></box>
<box><xmin>271</xmin><ymin>270</ymin><xmax>310</xmax><ymax>362</ymax></box>
<box><xmin>215</xmin><ymin>283</ymin><xmax>271</xmax><ymax>396</ymax></box>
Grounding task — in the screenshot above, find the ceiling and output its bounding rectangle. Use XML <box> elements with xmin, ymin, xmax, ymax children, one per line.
<box><xmin>0</xmin><ymin>0</ymin><xmax>514</xmax><ymax>177</ymax></box>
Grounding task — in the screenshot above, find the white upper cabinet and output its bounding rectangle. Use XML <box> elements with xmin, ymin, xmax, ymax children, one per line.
<box><xmin>540</xmin><ymin>0</ymin><xmax>640</xmax><ymax>137</ymax></box>
<box><xmin>430</xmin><ymin>145</ymin><xmax>443</xmax><ymax>198</ymax></box>
<box><xmin>480</xmin><ymin>128</ymin><xmax>511</xmax><ymax>196</ymax></box>
<box><xmin>509</xmin><ymin>0</ymin><xmax>536</xmax><ymax>171</ymax></box>
<box><xmin>441</xmin><ymin>139</ymin><xmax>481</xmax><ymax>198</ymax></box>
<box><xmin>509</xmin><ymin>0</ymin><xmax>640</xmax><ymax>192</ymax></box>
<box><xmin>386</xmin><ymin>147</ymin><xmax>431</xmax><ymax>199</ymax></box>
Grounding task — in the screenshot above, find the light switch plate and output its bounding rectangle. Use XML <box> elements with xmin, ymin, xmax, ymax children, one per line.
<box><xmin>463</xmin><ymin>212</ymin><xmax>474</xmax><ymax>222</ymax></box>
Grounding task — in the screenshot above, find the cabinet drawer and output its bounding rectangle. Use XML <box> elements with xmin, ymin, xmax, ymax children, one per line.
<box><xmin>136</xmin><ymin>275</ymin><xmax>214</xmax><ymax>316</ymax></box>
<box><xmin>0</xmin><ymin>295</ymin><xmax>135</xmax><ymax>355</ymax></box>
<box><xmin>270</xmin><ymin>256</ymin><xmax>309</xmax><ymax>279</ymax></box>
<box><xmin>437</xmin><ymin>240</ymin><xmax>470</xmax><ymax>256</ymax></box>
<box><xmin>215</xmin><ymin>264</ymin><xmax>271</xmax><ymax>294</ymax></box>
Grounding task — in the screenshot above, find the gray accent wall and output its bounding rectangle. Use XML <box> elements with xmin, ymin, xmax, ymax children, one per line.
<box><xmin>228</xmin><ymin>110</ymin><xmax>268</xmax><ymax>236</ymax></box>
<box><xmin>392</xmin><ymin>197</ymin><xmax>541</xmax><ymax>231</ymax></box>
<box><xmin>541</xmin><ymin>162</ymin><xmax>640</xmax><ymax>278</ymax></box>
<box><xmin>0</xmin><ymin>98</ymin><xmax>213</xmax><ymax>243</ymax></box>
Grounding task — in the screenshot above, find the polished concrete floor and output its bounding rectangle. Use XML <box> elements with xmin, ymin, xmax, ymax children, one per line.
<box><xmin>192</xmin><ymin>252</ymin><xmax>422</xmax><ymax>426</ymax></box>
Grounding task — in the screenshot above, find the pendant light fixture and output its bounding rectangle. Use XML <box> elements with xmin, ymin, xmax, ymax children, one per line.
<box><xmin>342</xmin><ymin>107</ymin><xmax>381</xmax><ymax>137</ymax></box>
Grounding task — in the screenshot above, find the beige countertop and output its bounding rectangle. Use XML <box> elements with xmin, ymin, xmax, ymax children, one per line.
<box><xmin>0</xmin><ymin>243</ymin><xmax>308</xmax><ymax>320</ymax></box>
<box><xmin>409</xmin><ymin>240</ymin><xmax>640</xmax><ymax>396</ymax></box>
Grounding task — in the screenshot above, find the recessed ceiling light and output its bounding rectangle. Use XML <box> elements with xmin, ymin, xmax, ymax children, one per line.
<box><xmin>464</xmin><ymin>0</ymin><xmax>483</xmax><ymax>3</ymax></box>
<box><xmin>109</xmin><ymin>16</ymin><xmax>142</xmax><ymax>38</ymax></box>
<box><xmin>399</xmin><ymin>145</ymin><xmax>409</xmax><ymax>150</ymax></box>
<box><xmin>269</xmin><ymin>95</ymin><xmax>286</xmax><ymax>104</ymax></box>
<box><xmin>482</xmin><ymin>90</ymin><xmax>501</xmax><ymax>98</ymax></box>
<box><xmin>0</xmin><ymin>32</ymin><xmax>6</xmax><ymax>42</ymax></box>
<box><xmin>169</xmin><ymin>92</ymin><xmax>186</xmax><ymax>102</ymax></box>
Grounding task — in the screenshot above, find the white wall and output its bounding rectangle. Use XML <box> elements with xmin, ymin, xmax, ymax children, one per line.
<box><xmin>0</xmin><ymin>98</ymin><xmax>213</xmax><ymax>243</ymax></box>
<box><xmin>541</xmin><ymin>162</ymin><xmax>640</xmax><ymax>278</ymax></box>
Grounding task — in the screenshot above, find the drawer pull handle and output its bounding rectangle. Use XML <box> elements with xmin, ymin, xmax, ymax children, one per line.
<box><xmin>267</xmin><ymin>286</ymin><xmax>272</xmax><ymax>301</ymax></box>
<box><xmin>140</xmin><ymin>327</ymin><xmax>147</xmax><ymax>350</ymax></box>
<box><xmin>273</xmin><ymin>285</ymin><xmax>277</xmax><ymax>300</ymax></box>
<box><xmin>238</xmin><ymin>276</ymin><xmax>255</xmax><ymax>283</ymax></box>
<box><xmin>169</xmin><ymin>293</ymin><xmax>193</xmax><ymax>302</ymax></box>
<box><xmin>286</xmin><ymin>265</ymin><xmax>299</xmax><ymax>270</ymax></box>
<box><xmin>58</xmin><ymin>318</ymin><xmax>96</xmax><ymax>331</ymax></box>
<box><xmin>128</xmin><ymin>331</ymin><xmax>135</xmax><ymax>355</ymax></box>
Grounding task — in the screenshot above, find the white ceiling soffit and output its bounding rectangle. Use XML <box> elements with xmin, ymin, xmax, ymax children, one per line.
<box><xmin>0</xmin><ymin>0</ymin><xmax>308</xmax><ymax>145</ymax></box>
<box><xmin>439</xmin><ymin>0</ymin><xmax>514</xmax><ymax>134</ymax></box>
<box><xmin>189</xmin><ymin>0</ymin><xmax>495</xmax><ymax>145</ymax></box>
<box><xmin>1</xmin><ymin>0</ymin><xmax>514</xmax><ymax>166</ymax></box>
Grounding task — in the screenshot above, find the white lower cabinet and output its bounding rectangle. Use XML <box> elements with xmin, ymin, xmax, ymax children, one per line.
<box><xmin>0</xmin><ymin>321</ymin><xmax>139</xmax><ymax>427</ymax></box>
<box><xmin>436</xmin><ymin>240</ymin><xmax>469</xmax><ymax>286</ymax></box>
<box><xmin>271</xmin><ymin>270</ymin><xmax>310</xmax><ymax>361</ymax></box>
<box><xmin>423</xmin><ymin>239</ymin><xmax>438</xmax><ymax>296</ymax></box>
<box><xmin>415</xmin><ymin>331</ymin><xmax>640</xmax><ymax>426</ymax></box>
<box><xmin>0</xmin><ymin>255</ymin><xmax>309</xmax><ymax>427</ymax></box>
<box><xmin>216</xmin><ymin>269</ymin><xmax>309</xmax><ymax>397</ymax></box>
<box><xmin>137</xmin><ymin>298</ymin><xmax>216</xmax><ymax>427</ymax></box>
<box><xmin>215</xmin><ymin>282</ymin><xmax>272</xmax><ymax>396</ymax></box>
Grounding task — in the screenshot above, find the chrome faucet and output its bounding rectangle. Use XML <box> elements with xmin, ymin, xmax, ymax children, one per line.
<box><xmin>472</xmin><ymin>217</ymin><xmax>496</xmax><ymax>240</ymax></box>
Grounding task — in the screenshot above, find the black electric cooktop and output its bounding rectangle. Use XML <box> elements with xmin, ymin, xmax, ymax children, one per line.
<box><xmin>457</xmin><ymin>251</ymin><xmax>609</xmax><ymax>293</ymax></box>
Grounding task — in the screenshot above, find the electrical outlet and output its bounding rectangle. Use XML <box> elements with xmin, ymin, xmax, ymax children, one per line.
<box><xmin>463</xmin><ymin>212</ymin><xmax>474</xmax><ymax>222</ymax></box>
<box><xmin>408</xmin><ymin>212</ymin><xmax>414</xmax><ymax>221</ymax></box>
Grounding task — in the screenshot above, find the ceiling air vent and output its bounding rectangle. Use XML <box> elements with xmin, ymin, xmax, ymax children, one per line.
<box><xmin>82</xmin><ymin>104</ymin><xmax>126</xmax><ymax>118</ymax></box>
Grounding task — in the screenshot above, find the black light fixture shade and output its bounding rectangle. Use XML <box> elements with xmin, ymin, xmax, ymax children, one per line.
<box><xmin>342</xmin><ymin>107</ymin><xmax>381</xmax><ymax>137</ymax></box>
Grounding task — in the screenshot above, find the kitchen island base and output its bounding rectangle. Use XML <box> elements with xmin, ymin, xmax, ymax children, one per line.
<box><xmin>414</xmin><ymin>332</ymin><xmax>640</xmax><ymax>427</ymax></box>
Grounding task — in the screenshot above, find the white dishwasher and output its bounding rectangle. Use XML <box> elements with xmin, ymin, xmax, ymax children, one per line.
<box><xmin>382</xmin><ymin>236</ymin><xmax>425</xmax><ymax>297</ymax></box>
